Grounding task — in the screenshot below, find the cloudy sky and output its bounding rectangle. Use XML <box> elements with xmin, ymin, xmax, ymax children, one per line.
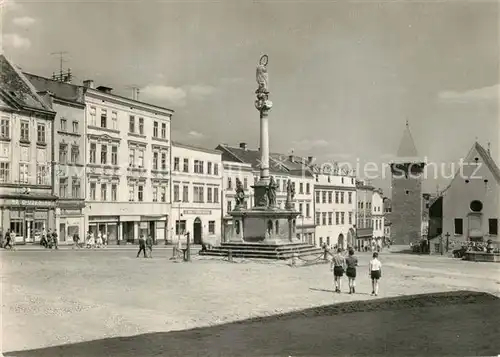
<box><xmin>1</xmin><ymin>0</ymin><xmax>498</xmax><ymax>192</ymax></box>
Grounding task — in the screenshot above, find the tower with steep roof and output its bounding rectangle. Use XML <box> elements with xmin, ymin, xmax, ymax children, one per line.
<box><xmin>389</xmin><ymin>121</ymin><xmax>425</xmax><ymax>245</ymax></box>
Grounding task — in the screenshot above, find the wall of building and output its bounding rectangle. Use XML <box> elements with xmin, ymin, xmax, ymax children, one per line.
<box><xmin>171</xmin><ymin>143</ymin><xmax>222</xmax><ymax>245</ymax></box>
<box><xmin>372</xmin><ymin>191</ymin><xmax>384</xmax><ymax>239</ymax></box>
<box><xmin>442</xmin><ymin>146</ymin><xmax>500</xmax><ymax>243</ymax></box>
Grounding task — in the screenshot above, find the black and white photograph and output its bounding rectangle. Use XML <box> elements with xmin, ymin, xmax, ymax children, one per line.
<box><xmin>0</xmin><ymin>0</ymin><xmax>499</xmax><ymax>356</ymax></box>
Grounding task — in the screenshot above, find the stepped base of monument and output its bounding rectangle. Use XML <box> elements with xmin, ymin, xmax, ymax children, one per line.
<box><xmin>198</xmin><ymin>242</ymin><xmax>324</xmax><ymax>260</ymax></box>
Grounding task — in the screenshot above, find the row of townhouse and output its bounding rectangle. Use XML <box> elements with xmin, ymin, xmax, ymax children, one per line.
<box><xmin>0</xmin><ymin>55</ymin><xmax>387</xmax><ymax>246</ymax></box>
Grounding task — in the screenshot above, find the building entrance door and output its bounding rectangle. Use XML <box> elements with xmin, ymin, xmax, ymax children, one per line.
<box><xmin>59</xmin><ymin>223</ymin><xmax>66</xmax><ymax>242</ymax></box>
<box><xmin>468</xmin><ymin>213</ymin><xmax>483</xmax><ymax>241</ymax></box>
<box><xmin>193</xmin><ymin>217</ymin><xmax>202</xmax><ymax>244</ymax></box>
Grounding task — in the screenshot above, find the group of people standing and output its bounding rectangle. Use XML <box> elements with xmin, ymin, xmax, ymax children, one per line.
<box><xmin>330</xmin><ymin>248</ymin><xmax>382</xmax><ymax>296</ymax></box>
<box><xmin>85</xmin><ymin>231</ymin><xmax>108</xmax><ymax>249</ymax></box>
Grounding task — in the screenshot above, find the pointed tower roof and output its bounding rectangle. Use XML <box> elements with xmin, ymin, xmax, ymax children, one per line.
<box><xmin>393</xmin><ymin>120</ymin><xmax>421</xmax><ymax>163</ymax></box>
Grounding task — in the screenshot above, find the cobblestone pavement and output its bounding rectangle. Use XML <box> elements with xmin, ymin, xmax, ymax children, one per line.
<box><xmin>1</xmin><ymin>250</ymin><xmax>499</xmax><ymax>353</ymax></box>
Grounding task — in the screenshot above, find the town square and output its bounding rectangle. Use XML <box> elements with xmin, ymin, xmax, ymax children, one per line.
<box><xmin>1</xmin><ymin>0</ymin><xmax>500</xmax><ymax>355</ymax></box>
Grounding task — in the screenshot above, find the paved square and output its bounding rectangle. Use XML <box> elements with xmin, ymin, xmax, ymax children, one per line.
<box><xmin>2</xmin><ymin>249</ymin><xmax>499</xmax><ymax>355</ymax></box>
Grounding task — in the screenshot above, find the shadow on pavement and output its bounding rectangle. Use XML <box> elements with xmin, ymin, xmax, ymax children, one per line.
<box><xmin>5</xmin><ymin>291</ymin><xmax>499</xmax><ymax>357</ymax></box>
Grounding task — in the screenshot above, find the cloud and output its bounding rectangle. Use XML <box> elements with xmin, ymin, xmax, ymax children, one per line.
<box><xmin>140</xmin><ymin>85</ymin><xmax>187</xmax><ymax>106</ymax></box>
<box><xmin>439</xmin><ymin>85</ymin><xmax>500</xmax><ymax>102</ymax></box>
<box><xmin>291</xmin><ymin>139</ymin><xmax>329</xmax><ymax>151</ymax></box>
<box><xmin>188</xmin><ymin>131</ymin><xmax>204</xmax><ymax>138</ymax></box>
<box><xmin>186</xmin><ymin>84</ymin><xmax>217</xmax><ymax>98</ymax></box>
<box><xmin>12</xmin><ymin>16</ymin><xmax>35</xmax><ymax>27</ymax></box>
<box><xmin>2</xmin><ymin>33</ymin><xmax>31</xmax><ymax>49</ymax></box>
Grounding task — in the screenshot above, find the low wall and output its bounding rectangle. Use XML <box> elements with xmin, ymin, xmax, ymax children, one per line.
<box><xmin>464</xmin><ymin>251</ymin><xmax>500</xmax><ymax>263</ymax></box>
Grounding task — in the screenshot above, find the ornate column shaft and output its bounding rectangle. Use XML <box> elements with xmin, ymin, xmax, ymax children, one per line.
<box><xmin>260</xmin><ymin>109</ymin><xmax>270</xmax><ymax>180</ymax></box>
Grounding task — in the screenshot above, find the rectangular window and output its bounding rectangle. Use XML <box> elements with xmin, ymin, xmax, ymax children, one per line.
<box><xmin>299</xmin><ymin>183</ymin><xmax>303</xmax><ymax>194</ymax></box>
<box><xmin>322</xmin><ymin>191</ymin><xmax>327</xmax><ymax>204</ymax></box>
<box><xmin>183</xmin><ymin>159</ymin><xmax>189</xmax><ymax>172</ymax></box>
<box><xmin>194</xmin><ymin>160</ymin><xmax>204</xmax><ymax>174</ymax></box>
<box><xmin>129</xmin><ymin>148</ymin><xmax>135</xmax><ymax>167</ymax></box>
<box><xmin>152</xmin><ymin>186</ymin><xmax>158</xmax><ymax>202</ymax></box>
<box><xmin>100</xmin><ymin>109</ymin><xmax>107</xmax><ymax>128</ymax></box>
<box><xmin>20</xmin><ymin>120</ymin><xmax>29</xmax><ymax>141</ymax></box>
<box><xmin>129</xmin><ymin>116</ymin><xmax>135</xmax><ymax>133</ymax></box>
<box><xmin>128</xmin><ymin>184</ymin><xmax>135</xmax><ymax>201</ymax></box>
<box><xmin>101</xmin><ymin>183</ymin><xmax>107</xmax><ymax>201</ymax></box>
<box><xmin>207</xmin><ymin>187</ymin><xmax>213</xmax><ymax>203</ymax></box>
<box><xmin>213</xmin><ymin>164</ymin><xmax>218</xmax><ymax>176</ymax></box>
<box><xmin>328</xmin><ymin>191</ymin><xmax>332</xmax><ymax>204</ymax></box>
<box><xmin>315</xmin><ymin>213</ymin><xmax>320</xmax><ymax>226</ymax></box>
<box><xmin>90</xmin><ymin>182</ymin><xmax>96</xmax><ymax>200</ymax></box>
<box><xmin>72</xmin><ymin>178</ymin><xmax>80</xmax><ymax>198</ymax></box>
<box><xmin>89</xmin><ymin>107</ymin><xmax>96</xmax><ymax>126</ymax></box>
<box><xmin>244</xmin><ymin>178</ymin><xmax>248</xmax><ymax>189</ymax></box>
<box><xmin>161</xmin><ymin>153</ymin><xmax>166</xmax><ymax>170</ymax></box>
<box><xmin>71</xmin><ymin>146</ymin><xmax>79</xmax><ymax>163</ymax></box>
<box><xmin>214</xmin><ymin>187</ymin><xmax>219</xmax><ymax>203</ymax></box>
<box><xmin>153</xmin><ymin>121</ymin><xmax>159</xmax><ymax>137</ymax></box>
<box><xmin>454</xmin><ymin>218</ymin><xmax>463</xmax><ymax>235</ymax></box>
<box><xmin>328</xmin><ymin>212</ymin><xmax>332</xmax><ymax>225</ymax></box>
<box><xmin>59</xmin><ymin>144</ymin><xmax>67</xmax><ymax>164</ymax></box>
<box><xmin>111</xmin><ymin>146</ymin><xmax>118</xmax><ymax>165</ymax></box>
<box><xmin>182</xmin><ymin>185</ymin><xmax>189</xmax><ymax>202</ymax></box>
<box><xmin>100</xmin><ymin>144</ymin><xmax>107</xmax><ymax>164</ymax></box>
<box><xmin>111</xmin><ymin>184</ymin><xmax>117</xmax><ymax>201</ymax></box>
<box><xmin>60</xmin><ymin>118</ymin><xmax>67</xmax><ymax>131</ymax></box>
<box><xmin>348</xmin><ymin>192</ymin><xmax>352</xmax><ymax>204</ymax></box>
<box><xmin>160</xmin><ymin>186</ymin><xmax>167</xmax><ymax>202</ymax></box>
<box><xmin>227</xmin><ymin>201</ymin><xmax>232</xmax><ymax>212</ymax></box>
<box><xmin>348</xmin><ymin>212</ymin><xmax>353</xmax><ymax>225</ymax></box>
<box><xmin>137</xmin><ymin>149</ymin><xmax>144</xmax><ymax>168</ymax></box>
<box><xmin>153</xmin><ymin>152</ymin><xmax>159</xmax><ymax>170</ymax></box>
<box><xmin>315</xmin><ymin>191</ymin><xmax>320</xmax><ymax>203</ymax></box>
<box><xmin>209</xmin><ymin>221</ymin><xmax>215</xmax><ymax>235</ymax></box>
<box><xmin>19</xmin><ymin>163</ymin><xmax>28</xmax><ymax>183</ymax></box>
<box><xmin>174</xmin><ymin>157</ymin><xmax>179</xmax><ymax>171</ymax></box>
<box><xmin>227</xmin><ymin>177</ymin><xmax>232</xmax><ymax>189</ymax></box>
<box><xmin>36</xmin><ymin>164</ymin><xmax>48</xmax><ymax>185</ymax></box>
<box><xmin>37</xmin><ymin>124</ymin><xmax>46</xmax><ymax>143</ymax></box>
<box><xmin>161</xmin><ymin>123</ymin><xmax>166</xmax><ymax>138</ymax></box>
<box><xmin>111</xmin><ymin>112</ymin><xmax>117</xmax><ymax>130</ymax></box>
<box><xmin>341</xmin><ymin>212</ymin><xmax>345</xmax><ymax>224</ymax></box>
<box><xmin>90</xmin><ymin>143</ymin><xmax>96</xmax><ymax>164</ymax></box>
<box><xmin>335</xmin><ymin>191</ymin><xmax>339</xmax><ymax>204</ymax></box>
<box><xmin>138</xmin><ymin>185</ymin><xmax>144</xmax><ymax>201</ymax></box>
<box><xmin>173</xmin><ymin>184</ymin><xmax>180</xmax><ymax>202</ymax></box>
<box><xmin>335</xmin><ymin>212</ymin><xmax>340</xmax><ymax>225</ymax></box>
<box><xmin>322</xmin><ymin>212</ymin><xmax>327</xmax><ymax>225</ymax></box>
<box><xmin>207</xmin><ymin>162</ymin><xmax>212</xmax><ymax>175</ymax></box>
<box><xmin>340</xmin><ymin>192</ymin><xmax>345</xmax><ymax>204</ymax></box>
<box><xmin>0</xmin><ymin>117</ymin><xmax>10</xmax><ymax>138</ymax></box>
<box><xmin>489</xmin><ymin>219</ymin><xmax>498</xmax><ymax>235</ymax></box>
<box><xmin>138</xmin><ymin>118</ymin><xmax>144</xmax><ymax>135</ymax></box>
<box><xmin>193</xmin><ymin>186</ymin><xmax>204</xmax><ymax>203</ymax></box>
<box><xmin>299</xmin><ymin>203</ymin><xmax>303</xmax><ymax>215</ymax></box>
<box><xmin>306</xmin><ymin>203</ymin><xmax>310</xmax><ymax>217</ymax></box>
<box><xmin>175</xmin><ymin>220</ymin><xmax>186</xmax><ymax>235</ymax></box>
<box><xmin>306</xmin><ymin>183</ymin><xmax>310</xmax><ymax>194</ymax></box>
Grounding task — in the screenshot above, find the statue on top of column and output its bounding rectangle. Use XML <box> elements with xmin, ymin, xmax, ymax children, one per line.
<box><xmin>256</xmin><ymin>54</ymin><xmax>269</xmax><ymax>94</ymax></box>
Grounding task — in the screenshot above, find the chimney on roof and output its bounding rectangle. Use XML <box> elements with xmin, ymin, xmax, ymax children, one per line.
<box><xmin>239</xmin><ymin>142</ymin><xmax>248</xmax><ymax>150</ymax></box>
<box><xmin>83</xmin><ymin>79</ymin><xmax>95</xmax><ymax>89</ymax></box>
<box><xmin>289</xmin><ymin>155</ymin><xmax>294</xmax><ymax>163</ymax></box>
<box><xmin>132</xmin><ymin>87</ymin><xmax>140</xmax><ymax>101</ymax></box>
<box><xmin>307</xmin><ymin>156</ymin><xmax>315</xmax><ymax>164</ymax></box>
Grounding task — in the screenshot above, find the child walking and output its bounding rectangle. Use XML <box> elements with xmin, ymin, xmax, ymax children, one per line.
<box><xmin>369</xmin><ymin>252</ymin><xmax>382</xmax><ymax>296</ymax></box>
<box><xmin>331</xmin><ymin>248</ymin><xmax>346</xmax><ymax>293</ymax></box>
<box><xmin>345</xmin><ymin>249</ymin><xmax>358</xmax><ymax>294</ymax></box>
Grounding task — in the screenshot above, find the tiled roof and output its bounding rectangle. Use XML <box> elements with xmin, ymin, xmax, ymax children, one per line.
<box><xmin>392</xmin><ymin>121</ymin><xmax>422</xmax><ymax>163</ymax></box>
<box><xmin>172</xmin><ymin>141</ymin><xmax>222</xmax><ymax>155</ymax></box>
<box><xmin>24</xmin><ymin>72</ymin><xmax>84</xmax><ymax>104</ymax></box>
<box><xmin>0</xmin><ymin>55</ymin><xmax>53</xmax><ymax>112</ymax></box>
<box><xmin>474</xmin><ymin>142</ymin><xmax>500</xmax><ymax>184</ymax></box>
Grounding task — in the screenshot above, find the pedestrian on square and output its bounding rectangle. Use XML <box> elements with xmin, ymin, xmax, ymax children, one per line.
<box><xmin>3</xmin><ymin>229</ymin><xmax>13</xmax><ymax>249</ymax></box>
<box><xmin>52</xmin><ymin>230</ymin><xmax>59</xmax><ymax>250</ymax></box>
<box><xmin>345</xmin><ymin>249</ymin><xmax>358</xmax><ymax>294</ymax></box>
<box><xmin>146</xmin><ymin>235</ymin><xmax>153</xmax><ymax>258</ymax></box>
<box><xmin>102</xmin><ymin>232</ymin><xmax>107</xmax><ymax>247</ymax></box>
<box><xmin>96</xmin><ymin>232</ymin><xmax>103</xmax><ymax>248</ymax></box>
<box><xmin>369</xmin><ymin>252</ymin><xmax>382</xmax><ymax>296</ymax></box>
<box><xmin>331</xmin><ymin>248</ymin><xmax>346</xmax><ymax>293</ymax></box>
<box><xmin>136</xmin><ymin>234</ymin><xmax>147</xmax><ymax>258</ymax></box>
<box><xmin>73</xmin><ymin>232</ymin><xmax>80</xmax><ymax>249</ymax></box>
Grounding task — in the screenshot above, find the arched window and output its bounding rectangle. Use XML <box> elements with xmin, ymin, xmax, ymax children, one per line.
<box><xmin>275</xmin><ymin>220</ymin><xmax>279</xmax><ymax>234</ymax></box>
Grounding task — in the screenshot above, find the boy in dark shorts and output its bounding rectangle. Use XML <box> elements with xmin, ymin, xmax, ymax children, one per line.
<box><xmin>330</xmin><ymin>248</ymin><xmax>346</xmax><ymax>293</ymax></box>
<box><xmin>369</xmin><ymin>252</ymin><xmax>382</xmax><ymax>296</ymax></box>
<box><xmin>345</xmin><ymin>249</ymin><xmax>358</xmax><ymax>294</ymax></box>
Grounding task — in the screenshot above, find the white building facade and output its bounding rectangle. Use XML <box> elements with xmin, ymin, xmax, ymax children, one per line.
<box><xmin>171</xmin><ymin>142</ymin><xmax>222</xmax><ymax>245</ymax></box>
<box><xmin>313</xmin><ymin>169</ymin><xmax>357</xmax><ymax>249</ymax></box>
<box><xmin>82</xmin><ymin>82</ymin><xmax>173</xmax><ymax>244</ymax></box>
<box><xmin>372</xmin><ymin>189</ymin><xmax>385</xmax><ymax>243</ymax></box>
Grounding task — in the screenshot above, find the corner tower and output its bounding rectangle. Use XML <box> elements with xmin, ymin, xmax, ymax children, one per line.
<box><xmin>390</xmin><ymin>121</ymin><xmax>425</xmax><ymax>245</ymax></box>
